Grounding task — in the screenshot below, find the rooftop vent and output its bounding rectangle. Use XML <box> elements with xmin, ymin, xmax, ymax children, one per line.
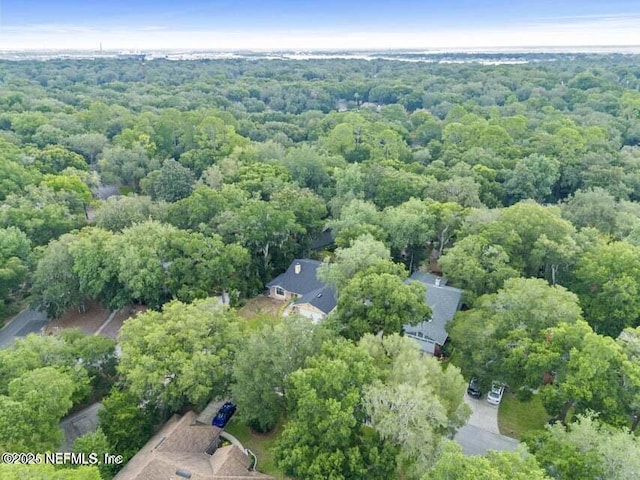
<box><xmin>294</xmin><ymin>263</ymin><xmax>301</xmax><ymax>274</ymax></box>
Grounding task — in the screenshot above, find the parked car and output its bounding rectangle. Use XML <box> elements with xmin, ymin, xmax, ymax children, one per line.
<box><xmin>212</xmin><ymin>401</ymin><xmax>237</xmax><ymax>427</ymax></box>
<box><xmin>487</xmin><ymin>382</ymin><xmax>505</xmax><ymax>406</ymax></box>
<box><xmin>467</xmin><ymin>377</ymin><xmax>482</xmax><ymax>398</ymax></box>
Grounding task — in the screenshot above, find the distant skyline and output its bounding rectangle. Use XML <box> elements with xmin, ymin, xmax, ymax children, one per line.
<box><xmin>0</xmin><ymin>1</ymin><xmax>639</xmax><ymax>51</ymax></box>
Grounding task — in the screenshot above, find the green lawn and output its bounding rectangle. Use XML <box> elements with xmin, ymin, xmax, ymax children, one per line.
<box><xmin>237</xmin><ymin>296</ymin><xmax>285</xmax><ymax>330</ymax></box>
<box><xmin>224</xmin><ymin>419</ymin><xmax>289</xmax><ymax>479</ymax></box>
<box><xmin>498</xmin><ymin>392</ymin><xmax>550</xmax><ymax>440</ymax></box>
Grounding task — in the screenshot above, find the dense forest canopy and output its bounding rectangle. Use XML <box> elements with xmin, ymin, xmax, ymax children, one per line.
<box><xmin>2</xmin><ymin>54</ymin><xmax>640</xmax><ymax>312</ymax></box>
<box><xmin>1</xmin><ymin>53</ymin><xmax>640</xmax><ymax>479</ymax></box>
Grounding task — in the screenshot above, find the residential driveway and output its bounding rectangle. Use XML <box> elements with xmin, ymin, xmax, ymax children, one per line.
<box><xmin>0</xmin><ymin>309</ymin><xmax>48</xmax><ymax>348</ymax></box>
<box><xmin>454</xmin><ymin>393</ymin><xmax>519</xmax><ymax>455</ymax></box>
<box><xmin>59</xmin><ymin>403</ymin><xmax>103</xmax><ymax>452</ymax></box>
<box><xmin>464</xmin><ymin>392</ymin><xmax>501</xmax><ymax>434</ymax></box>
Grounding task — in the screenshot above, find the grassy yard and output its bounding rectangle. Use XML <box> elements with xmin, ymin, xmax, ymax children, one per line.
<box><xmin>498</xmin><ymin>392</ymin><xmax>550</xmax><ymax>440</ymax></box>
<box><xmin>237</xmin><ymin>296</ymin><xmax>285</xmax><ymax>330</ymax></box>
<box><xmin>224</xmin><ymin>419</ymin><xmax>289</xmax><ymax>479</ymax></box>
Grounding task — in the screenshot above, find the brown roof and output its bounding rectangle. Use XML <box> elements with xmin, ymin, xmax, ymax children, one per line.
<box><xmin>210</xmin><ymin>446</ymin><xmax>272</xmax><ymax>478</ymax></box>
<box><xmin>113</xmin><ymin>411</ymin><xmax>273</xmax><ymax>480</ymax></box>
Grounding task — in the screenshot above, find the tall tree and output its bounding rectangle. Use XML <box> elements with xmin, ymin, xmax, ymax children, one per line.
<box><xmin>570</xmin><ymin>241</ymin><xmax>640</xmax><ymax>337</ymax></box>
<box><xmin>317</xmin><ymin>234</ymin><xmax>391</xmax><ymax>292</ymax></box>
<box><xmin>448</xmin><ymin>278</ymin><xmax>583</xmax><ymax>390</ymax></box>
<box><xmin>31</xmin><ymin>233</ymin><xmax>83</xmax><ymax>318</ymax></box>
<box><xmin>98</xmin><ymin>145</ymin><xmax>160</xmax><ymax>189</ymax></box>
<box><xmin>0</xmin><ymin>185</ymin><xmax>86</xmax><ymax>246</ymax></box>
<box><xmin>0</xmin><ymin>464</ymin><xmax>102</xmax><ymax>480</ymax></box>
<box><xmin>439</xmin><ymin>234</ymin><xmax>519</xmax><ymax>302</ymax></box>
<box><xmin>0</xmin><ymin>145</ymin><xmax>39</xmax><ymax>200</ymax></box>
<box><xmin>504</xmin><ymin>154</ymin><xmax>560</xmax><ymax>204</ymax></box>
<box><xmin>274</xmin><ymin>340</ymin><xmax>397</xmax><ymax>480</ymax></box>
<box><xmin>617</xmin><ymin>326</ymin><xmax>640</xmax><ymax>431</ymax></box>
<box><xmin>0</xmin><ymin>227</ymin><xmax>31</xmax><ymax>317</ymax></box>
<box><xmin>118</xmin><ymin>298</ymin><xmax>241</xmax><ymax>412</ymax></box>
<box><xmin>73</xmin><ymin>428</ymin><xmax>117</xmax><ymax>480</ymax></box>
<box><xmin>526</xmin><ymin>414</ymin><xmax>640</xmax><ymax>480</ymax></box>
<box><xmin>98</xmin><ymin>388</ymin><xmax>160</xmax><ymax>464</ymax></box>
<box><xmin>140</xmin><ymin>158</ymin><xmax>195</xmax><ymax>202</ymax></box>
<box><xmin>327</xmin><ymin>199</ymin><xmax>386</xmax><ymax>247</ymax></box>
<box><xmin>231</xmin><ymin>316</ymin><xmax>333</xmax><ymax>432</ymax></box>
<box><xmin>94</xmin><ymin>195</ymin><xmax>167</xmax><ymax>232</ymax></box>
<box><xmin>441</xmin><ymin>202</ymin><xmax>578</xmax><ymax>298</ymax></box>
<box><xmin>65</xmin><ymin>133</ymin><xmax>109</xmax><ymax>164</ymax></box>
<box><xmin>360</xmin><ymin>334</ymin><xmax>469</xmax><ymax>478</ymax></box>
<box><xmin>0</xmin><ymin>331</ymin><xmax>110</xmax><ymax>398</ymax></box>
<box><xmin>217</xmin><ymin>199</ymin><xmax>302</xmax><ymax>282</ymax></box>
<box><xmin>541</xmin><ymin>326</ymin><xmax>640</xmax><ymax>427</ymax></box>
<box><xmin>383</xmin><ymin>198</ymin><xmax>436</xmax><ymax>271</ymax></box>
<box><xmin>0</xmin><ymin>367</ymin><xmax>76</xmax><ymax>452</ymax></box>
<box><xmin>561</xmin><ymin>187</ymin><xmax>618</xmax><ymax>235</ymax></box>
<box><xmin>26</xmin><ymin>145</ymin><xmax>88</xmax><ymax>174</ymax></box>
<box><xmin>166</xmin><ymin>184</ymin><xmax>248</xmax><ymax>232</ymax></box>
<box><xmin>271</xmin><ymin>185</ymin><xmax>328</xmax><ymax>251</ymax></box>
<box><xmin>429</xmin><ymin>443</ymin><xmax>549</xmax><ymax>480</ymax></box>
<box><xmin>334</xmin><ymin>267</ymin><xmax>429</xmax><ymax>340</ymax></box>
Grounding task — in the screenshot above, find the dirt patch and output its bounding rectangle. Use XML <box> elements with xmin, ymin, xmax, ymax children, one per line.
<box><xmin>238</xmin><ymin>296</ymin><xmax>283</xmax><ymax>319</ymax></box>
<box><xmin>44</xmin><ymin>301</ymin><xmax>110</xmax><ymax>336</ymax></box>
<box><xmin>100</xmin><ymin>305</ymin><xmax>148</xmax><ymax>339</ymax></box>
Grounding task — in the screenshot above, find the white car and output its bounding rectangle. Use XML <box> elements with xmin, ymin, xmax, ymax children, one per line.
<box><xmin>487</xmin><ymin>381</ymin><xmax>505</xmax><ymax>406</ymax></box>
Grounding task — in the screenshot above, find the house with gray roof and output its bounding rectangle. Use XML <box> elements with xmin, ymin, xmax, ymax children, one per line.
<box><xmin>267</xmin><ymin>261</ymin><xmax>463</xmax><ymax>352</ymax></box>
<box><xmin>403</xmin><ymin>272</ymin><xmax>463</xmax><ymax>355</ymax></box>
<box><xmin>266</xmin><ymin>259</ymin><xmax>337</xmax><ymax>322</ymax></box>
<box><xmin>310</xmin><ymin>227</ymin><xmax>335</xmax><ymax>250</ymax></box>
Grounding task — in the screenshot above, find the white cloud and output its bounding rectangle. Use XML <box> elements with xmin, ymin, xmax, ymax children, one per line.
<box><xmin>0</xmin><ymin>14</ymin><xmax>639</xmax><ymax>51</ymax></box>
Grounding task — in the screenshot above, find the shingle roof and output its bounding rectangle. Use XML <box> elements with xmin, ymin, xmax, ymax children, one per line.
<box><xmin>210</xmin><ymin>445</ymin><xmax>266</xmax><ymax>477</ymax></box>
<box><xmin>310</xmin><ymin>228</ymin><xmax>335</xmax><ymax>250</ymax></box>
<box><xmin>113</xmin><ymin>410</ymin><xmax>273</xmax><ymax>480</ymax></box>
<box><xmin>266</xmin><ymin>259</ymin><xmax>326</xmax><ymax>296</ymax></box>
<box><xmin>294</xmin><ymin>285</ymin><xmax>337</xmax><ymax>315</ymax></box>
<box><xmin>404</xmin><ymin>272</ymin><xmax>462</xmax><ymax>346</ymax></box>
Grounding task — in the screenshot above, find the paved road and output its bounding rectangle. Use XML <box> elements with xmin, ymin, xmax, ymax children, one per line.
<box><xmin>455</xmin><ymin>424</ymin><xmax>519</xmax><ymax>455</ymax></box>
<box><xmin>454</xmin><ymin>393</ymin><xmax>519</xmax><ymax>455</ymax></box>
<box><xmin>0</xmin><ymin>308</ymin><xmax>48</xmax><ymax>348</ymax></box>
<box><xmin>59</xmin><ymin>403</ymin><xmax>103</xmax><ymax>452</ymax></box>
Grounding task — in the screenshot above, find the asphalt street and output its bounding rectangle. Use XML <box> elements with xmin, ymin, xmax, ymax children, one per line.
<box><xmin>454</xmin><ymin>423</ymin><xmax>519</xmax><ymax>455</ymax></box>
<box><xmin>59</xmin><ymin>403</ymin><xmax>103</xmax><ymax>452</ymax></box>
<box><xmin>0</xmin><ymin>308</ymin><xmax>48</xmax><ymax>348</ymax></box>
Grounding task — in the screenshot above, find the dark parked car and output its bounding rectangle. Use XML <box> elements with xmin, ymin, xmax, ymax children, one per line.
<box><xmin>467</xmin><ymin>378</ymin><xmax>482</xmax><ymax>398</ymax></box>
<box><xmin>212</xmin><ymin>402</ymin><xmax>237</xmax><ymax>428</ymax></box>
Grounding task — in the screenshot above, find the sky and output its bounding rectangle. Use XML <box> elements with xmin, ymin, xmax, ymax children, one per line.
<box><xmin>0</xmin><ymin>0</ymin><xmax>639</xmax><ymax>51</ymax></box>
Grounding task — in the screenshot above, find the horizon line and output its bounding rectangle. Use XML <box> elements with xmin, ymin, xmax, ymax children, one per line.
<box><xmin>1</xmin><ymin>44</ymin><xmax>640</xmax><ymax>53</ymax></box>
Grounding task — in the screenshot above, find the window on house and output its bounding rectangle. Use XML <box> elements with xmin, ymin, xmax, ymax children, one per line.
<box><xmin>276</xmin><ymin>287</ymin><xmax>285</xmax><ymax>296</ymax></box>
